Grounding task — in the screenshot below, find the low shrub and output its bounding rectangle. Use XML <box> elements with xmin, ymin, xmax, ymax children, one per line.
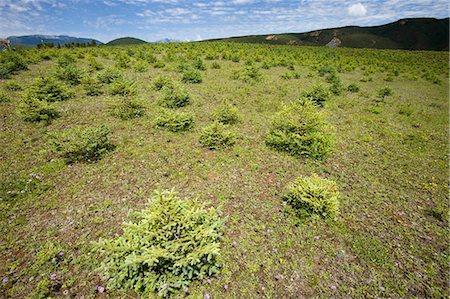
<box><xmin>109</xmin><ymin>78</ymin><xmax>137</xmax><ymax>97</ymax></box>
<box><xmin>284</xmin><ymin>174</ymin><xmax>339</xmax><ymax>219</ymax></box>
<box><xmin>158</xmin><ymin>85</ymin><xmax>190</xmax><ymax>108</ymax></box>
<box><xmin>318</xmin><ymin>65</ymin><xmax>336</xmax><ymax>77</ymax></box>
<box><xmin>377</xmin><ymin>86</ymin><xmax>394</xmax><ymax>100</ymax></box>
<box><xmin>330</xmin><ymin>81</ymin><xmax>344</xmax><ymax>95</ymax></box>
<box><xmin>347</xmin><ymin>83</ymin><xmax>360</xmax><ymax>93</ymax></box>
<box><xmin>50</xmin><ymin>125</ymin><xmax>112</xmax><ymax>163</ymax></box>
<box><xmin>181</xmin><ymin>68</ymin><xmax>202</xmax><ymax>84</ymax></box>
<box><xmin>83</xmin><ymin>77</ymin><xmax>103</xmax><ymax>96</ymax></box>
<box><xmin>87</xmin><ymin>57</ymin><xmax>104</xmax><ymax>71</ymax></box>
<box><xmin>3</xmin><ymin>80</ymin><xmax>22</xmax><ymax>91</ymax></box>
<box><xmin>97</xmin><ymin>68</ymin><xmax>122</xmax><ymax>84</ymax></box>
<box><xmin>0</xmin><ymin>52</ymin><xmax>28</xmax><ymax>79</ymax></box>
<box><xmin>265</xmin><ymin>99</ymin><xmax>334</xmax><ymax>159</ymax></box>
<box><xmin>17</xmin><ymin>97</ymin><xmax>60</xmax><ymax>123</ymax></box>
<box><xmin>212</xmin><ymin>103</ymin><xmax>241</xmax><ymax>125</ymax></box>
<box><xmin>211</xmin><ymin>62</ymin><xmax>221</xmax><ymax>69</ymax></box>
<box><xmin>0</xmin><ymin>92</ymin><xmax>9</xmax><ymax>103</ymax></box>
<box><xmin>301</xmin><ymin>85</ymin><xmax>330</xmax><ymax>107</ymax></box>
<box><xmin>232</xmin><ymin>65</ymin><xmax>262</xmax><ymax>82</ymax></box>
<box><xmin>192</xmin><ymin>57</ymin><xmax>206</xmax><ymax>70</ymax></box>
<box><xmin>110</xmin><ymin>97</ymin><xmax>145</xmax><ymax>120</ymax></box>
<box><xmin>152</xmin><ymin>60</ymin><xmax>166</xmax><ymax>69</ymax></box>
<box><xmin>94</xmin><ymin>189</ymin><xmax>225</xmax><ymax>297</ymax></box>
<box><xmin>199</xmin><ymin>122</ymin><xmax>237</xmax><ymax>150</ymax></box>
<box><xmin>25</xmin><ymin>77</ymin><xmax>74</xmax><ymax>102</ymax></box>
<box><xmin>54</xmin><ymin>64</ymin><xmax>83</xmax><ymax>85</ymax></box>
<box><xmin>152</xmin><ymin>75</ymin><xmax>173</xmax><ymax>91</ymax></box>
<box><xmin>56</xmin><ymin>54</ymin><xmax>76</xmax><ymax>67</ymax></box>
<box><xmin>154</xmin><ymin>108</ymin><xmax>194</xmax><ymax>132</ymax></box>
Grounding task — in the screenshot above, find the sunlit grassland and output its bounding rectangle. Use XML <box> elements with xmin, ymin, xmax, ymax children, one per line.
<box><xmin>0</xmin><ymin>43</ymin><xmax>448</xmax><ymax>298</ymax></box>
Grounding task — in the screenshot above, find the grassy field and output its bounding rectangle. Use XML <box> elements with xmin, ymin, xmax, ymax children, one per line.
<box><xmin>0</xmin><ymin>43</ymin><xmax>448</xmax><ymax>298</ymax></box>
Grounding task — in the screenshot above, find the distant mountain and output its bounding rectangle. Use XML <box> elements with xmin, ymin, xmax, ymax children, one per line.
<box><xmin>106</xmin><ymin>37</ymin><xmax>147</xmax><ymax>46</ymax></box>
<box><xmin>206</xmin><ymin>18</ymin><xmax>449</xmax><ymax>51</ymax></box>
<box><xmin>153</xmin><ymin>38</ymin><xmax>181</xmax><ymax>44</ymax></box>
<box><xmin>7</xmin><ymin>35</ymin><xmax>102</xmax><ymax>47</ymax></box>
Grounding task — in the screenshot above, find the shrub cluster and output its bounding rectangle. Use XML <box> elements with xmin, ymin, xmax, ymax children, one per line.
<box><xmin>152</xmin><ymin>75</ymin><xmax>174</xmax><ymax>91</ymax></box>
<box><xmin>158</xmin><ymin>86</ymin><xmax>190</xmax><ymax>108</ymax></box>
<box><xmin>54</xmin><ymin>64</ymin><xmax>83</xmax><ymax>85</ymax></box>
<box><xmin>284</xmin><ymin>174</ymin><xmax>339</xmax><ymax>219</ymax></box>
<box><xmin>25</xmin><ymin>77</ymin><xmax>74</xmax><ymax>102</ymax></box>
<box><xmin>181</xmin><ymin>68</ymin><xmax>203</xmax><ymax>84</ymax></box>
<box><xmin>0</xmin><ymin>52</ymin><xmax>28</xmax><ymax>79</ymax></box>
<box><xmin>110</xmin><ymin>97</ymin><xmax>145</xmax><ymax>120</ymax></box>
<box><xmin>347</xmin><ymin>83</ymin><xmax>360</xmax><ymax>93</ymax></box>
<box><xmin>212</xmin><ymin>103</ymin><xmax>241</xmax><ymax>125</ymax></box>
<box><xmin>108</xmin><ymin>78</ymin><xmax>137</xmax><ymax>97</ymax></box>
<box><xmin>94</xmin><ymin>190</ymin><xmax>225</xmax><ymax>297</ymax></box>
<box><xmin>83</xmin><ymin>77</ymin><xmax>103</xmax><ymax>96</ymax></box>
<box><xmin>154</xmin><ymin>108</ymin><xmax>194</xmax><ymax>132</ymax></box>
<box><xmin>17</xmin><ymin>96</ymin><xmax>60</xmax><ymax>123</ymax></box>
<box><xmin>97</xmin><ymin>68</ymin><xmax>122</xmax><ymax>84</ymax></box>
<box><xmin>301</xmin><ymin>85</ymin><xmax>330</xmax><ymax>107</ymax></box>
<box><xmin>50</xmin><ymin>125</ymin><xmax>112</xmax><ymax>163</ymax></box>
<box><xmin>265</xmin><ymin>98</ymin><xmax>334</xmax><ymax>159</ymax></box>
<box><xmin>199</xmin><ymin>122</ymin><xmax>237</xmax><ymax>150</ymax></box>
<box><xmin>232</xmin><ymin>65</ymin><xmax>262</xmax><ymax>82</ymax></box>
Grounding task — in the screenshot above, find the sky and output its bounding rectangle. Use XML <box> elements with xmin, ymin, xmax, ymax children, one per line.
<box><xmin>0</xmin><ymin>0</ymin><xmax>449</xmax><ymax>43</ymax></box>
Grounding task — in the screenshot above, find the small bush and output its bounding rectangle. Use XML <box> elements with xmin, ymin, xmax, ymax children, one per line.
<box><xmin>25</xmin><ymin>77</ymin><xmax>74</xmax><ymax>102</ymax></box>
<box><xmin>192</xmin><ymin>57</ymin><xmax>206</xmax><ymax>70</ymax></box>
<box><xmin>154</xmin><ymin>109</ymin><xmax>194</xmax><ymax>132</ymax></box>
<box><xmin>110</xmin><ymin>97</ymin><xmax>145</xmax><ymax>120</ymax></box>
<box><xmin>97</xmin><ymin>68</ymin><xmax>122</xmax><ymax>84</ymax></box>
<box><xmin>377</xmin><ymin>86</ymin><xmax>394</xmax><ymax>99</ymax></box>
<box><xmin>152</xmin><ymin>75</ymin><xmax>174</xmax><ymax>91</ymax></box>
<box><xmin>347</xmin><ymin>83</ymin><xmax>360</xmax><ymax>93</ymax></box>
<box><xmin>17</xmin><ymin>97</ymin><xmax>60</xmax><ymax>123</ymax></box>
<box><xmin>3</xmin><ymin>81</ymin><xmax>22</xmax><ymax>91</ymax></box>
<box><xmin>301</xmin><ymin>85</ymin><xmax>330</xmax><ymax>107</ymax></box>
<box><xmin>211</xmin><ymin>62</ymin><xmax>221</xmax><ymax>69</ymax></box>
<box><xmin>181</xmin><ymin>68</ymin><xmax>203</xmax><ymax>84</ymax></box>
<box><xmin>83</xmin><ymin>77</ymin><xmax>103</xmax><ymax>96</ymax></box>
<box><xmin>318</xmin><ymin>65</ymin><xmax>336</xmax><ymax>76</ymax></box>
<box><xmin>0</xmin><ymin>52</ymin><xmax>28</xmax><ymax>79</ymax></box>
<box><xmin>284</xmin><ymin>174</ymin><xmax>339</xmax><ymax>219</ymax></box>
<box><xmin>87</xmin><ymin>57</ymin><xmax>104</xmax><ymax>71</ymax></box>
<box><xmin>265</xmin><ymin>99</ymin><xmax>334</xmax><ymax>159</ymax></box>
<box><xmin>199</xmin><ymin>122</ymin><xmax>237</xmax><ymax>150</ymax></box>
<box><xmin>50</xmin><ymin>125</ymin><xmax>112</xmax><ymax>163</ymax></box>
<box><xmin>109</xmin><ymin>78</ymin><xmax>137</xmax><ymax>97</ymax></box>
<box><xmin>232</xmin><ymin>65</ymin><xmax>262</xmax><ymax>82</ymax></box>
<box><xmin>152</xmin><ymin>60</ymin><xmax>166</xmax><ymax>69</ymax></box>
<box><xmin>158</xmin><ymin>86</ymin><xmax>190</xmax><ymax>109</ymax></box>
<box><xmin>212</xmin><ymin>103</ymin><xmax>241</xmax><ymax>125</ymax></box>
<box><xmin>56</xmin><ymin>54</ymin><xmax>76</xmax><ymax>67</ymax></box>
<box><xmin>0</xmin><ymin>92</ymin><xmax>9</xmax><ymax>103</ymax></box>
<box><xmin>94</xmin><ymin>189</ymin><xmax>225</xmax><ymax>297</ymax></box>
<box><xmin>330</xmin><ymin>81</ymin><xmax>344</xmax><ymax>95</ymax></box>
<box><xmin>54</xmin><ymin>64</ymin><xmax>83</xmax><ymax>85</ymax></box>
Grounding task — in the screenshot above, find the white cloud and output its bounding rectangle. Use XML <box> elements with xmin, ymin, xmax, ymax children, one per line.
<box><xmin>347</xmin><ymin>3</ymin><xmax>367</xmax><ymax>16</ymax></box>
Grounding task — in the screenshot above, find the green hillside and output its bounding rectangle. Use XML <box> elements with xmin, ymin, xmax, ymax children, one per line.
<box><xmin>106</xmin><ymin>37</ymin><xmax>147</xmax><ymax>46</ymax></box>
<box><xmin>208</xmin><ymin>18</ymin><xmax>449</xmax><ymax>51</ymax></box>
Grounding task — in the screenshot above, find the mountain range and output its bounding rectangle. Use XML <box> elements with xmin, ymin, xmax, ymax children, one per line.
<box><xmin>5</xmin><ymin>18</ymin><xmax>449</xmax><ymax>51</ymax></box>
<box><xmin>7</xmin><ymin>35</ymin><xmax>103</xmax><ymax>47</ymax></box>
<box><xmin>207</xmin><ymin>17</ymin><xmax>449</xmax><ymax>51</ymax></box>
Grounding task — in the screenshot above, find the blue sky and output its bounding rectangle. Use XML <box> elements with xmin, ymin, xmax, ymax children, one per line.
<box><xmin>1</xmin><ymin>0</ymin><xmax>448</xmax><ymax>43</ymax></box>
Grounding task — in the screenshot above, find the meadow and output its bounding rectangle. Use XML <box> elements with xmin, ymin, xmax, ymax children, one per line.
<box><xmin>0</xmin><ymin>42</ymin><xmax>448</xmax><ymax>298</ymax></box>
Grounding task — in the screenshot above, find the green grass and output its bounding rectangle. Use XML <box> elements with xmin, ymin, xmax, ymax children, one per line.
<box><xmin>0</xmin><ymin>43</ymin><xmax>448</xmax><ymax>298</ymax></box>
